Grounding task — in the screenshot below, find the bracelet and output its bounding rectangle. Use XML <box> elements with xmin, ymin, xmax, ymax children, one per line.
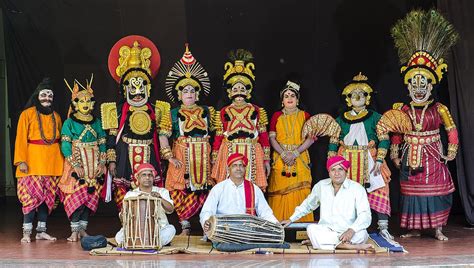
<box><xmin>160</xmin><ymin>146</ymin><xmax>173</xmax><ymax>160</ymax></box>
<box><xmin>292</xmin><ymin>150</ymin><xmax>300</xmax><ymax>157</ymax></box>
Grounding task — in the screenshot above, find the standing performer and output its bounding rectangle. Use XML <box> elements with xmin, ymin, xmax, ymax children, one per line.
<box><xmin>14</xmin><ymin>78</ymin><xmax>63</xmax><ymax>243</ymax></box>
<box><xmin>101</xmin><ymin>35</ymin><xmax>163</xmax><ymax>209</ymax></box>
<box><xmin>268</xmin><ymin>80</ymin><xmax>315</xmax><ymax>222</ymax></box>
<box><xmin>159</xmin><ymin>44</ymin><xmax>214</xmax><ymax>235</ymax></box>
<box><xmin>211</xmin><ymin>49</ymin><xmax>271</xmax><ymax>191</ymax></box>
<box><xmin>59</xmin><ymin>76</ymin><xmax>107</xmax><ymax>242</ymax></box>
<box><xmin>389</xmin><ymin>9</ymin><xmax>459</xmax><ymax>240</ymax></box>
<box><xmin>328</xmin><ymin>72</ymin><xmax>394</xmax><ymax>241</ymax></box>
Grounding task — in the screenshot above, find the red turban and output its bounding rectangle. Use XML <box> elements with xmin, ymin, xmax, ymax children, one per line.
<box><xmin>326</xmin><ymin>156</ymin><xmax>350</xmax><ymax>171</ymax></box>
<box><xmin>227</xmin><ymin>153</ymin><xmax>248</xmax><ymax>167</ymax></box>
<box><xmin>135</xmin><ymin>163</ymin><xmax>157</xmax><ymax>177</ymax></box>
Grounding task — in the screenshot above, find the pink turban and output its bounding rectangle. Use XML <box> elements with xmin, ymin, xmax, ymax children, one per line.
<box><xmin>326</xmin><ymin>156</ymin><xmax>350</xmax><ymax>171</ymax></box>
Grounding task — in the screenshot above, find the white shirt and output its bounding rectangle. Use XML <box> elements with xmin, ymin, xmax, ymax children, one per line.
<box><xmin>289</xmin><ymin>178</ymin><xmax>371</xmax><ymax>233</ymax></box>
<box><xmin>124</xmin><ymin>186</ymin><xmax>174</xmax><ymax>228</ymax></box>
<box><xmin>199</xmin><ymin>179</ymin><xmax>278</xmax><ymax>227</ymax></box>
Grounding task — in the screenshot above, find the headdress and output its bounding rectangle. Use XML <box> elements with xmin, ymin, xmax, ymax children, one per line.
<box><xmin>326</xmin><ymin>155</ymin><xmax>350</xmax><ymax>171</ymax></box>
<box><xmin>342</xmin><ymin>72</ymin><xmax>373</xmax><ymax>106</ymax></box>
<box><xmin>64</xmin><ymin>74</ymin><xmax>95</xmax><ymax>117</ymax></box>
<box><xmin>280</xmin><ymin>80</ymin><xmax>300</xmax><ymax>99</ymax></box>
<box><xmin>227</xmin><ymin>153</ymin><xmax>248</xmax><ymax>167</ymax></box>
<box><xmin>223</xmin><ymin>49</ymin><xmax>255</xmax><ymax>99</ymax></box>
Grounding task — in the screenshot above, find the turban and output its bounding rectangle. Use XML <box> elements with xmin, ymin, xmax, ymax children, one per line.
<box><xmin>135</xmin><ymin>163</ymin><xmax>157</xmax><ymax>177</ymax></box>
<box><xmin>227</xmin><ymin>153</ymin><xmax>248</xmax><ymax>167</ymax></box>
<box><xmin>326</xmin><ymin>156</ymin><xmax>350</xmax><ymax>171</ymax></box>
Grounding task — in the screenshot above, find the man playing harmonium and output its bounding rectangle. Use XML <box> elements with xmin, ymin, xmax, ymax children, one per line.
<box><xmin>115</xmin><ymin>163</ymin><xmax>176</xmax><ymax>247</ymax></box>
<box><xmin>200</xmin><ymin>153</ymin><xmax>288</xmax><ymax>252</ymax></box>
<box><xmin>282</xmin><ymin>156</ymin><xmax>374</xmax><ymax>251</ymax></box>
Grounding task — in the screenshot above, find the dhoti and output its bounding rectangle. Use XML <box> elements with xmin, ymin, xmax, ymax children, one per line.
<box><xmin>306</xmin><ymin>224</ymin><xmax>368</xmax><ymax>250</ymax></box>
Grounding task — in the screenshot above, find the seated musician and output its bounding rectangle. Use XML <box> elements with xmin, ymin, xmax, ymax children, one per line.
<box><xmin>200</xmin><ymin>153</ymin><xmax>287</xmax><ymax>251</ymax></box>
<box><xmin>282</xmin><ymin>156</ymin><xmax>374</xmax><ymax>251</ymax></box>
<box><xmin>115</xmin><ymin>163</ymin><xmax>176</xmax><ymax>247</ymax></box>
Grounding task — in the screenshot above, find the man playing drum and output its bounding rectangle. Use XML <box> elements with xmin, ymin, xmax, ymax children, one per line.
<box><xmin>200</xmin><ymin>153</ymin><xmax>287</xmax><ymax>251</ymax></box>
<box><xmin>115</xmin><ymin>163</ymin><xmax>176</xmax><ymax>247</ymax></box>
<box><xmin>282</xmin><ymin>156</ymin><xmax>374</xmax><ymax>251</ymax></box>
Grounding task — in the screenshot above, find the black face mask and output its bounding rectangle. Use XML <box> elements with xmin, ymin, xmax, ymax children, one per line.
<box><xmin>33</xmin><ymin>96</ymin><xmax>53</xmax><ymax>115</ymax></box>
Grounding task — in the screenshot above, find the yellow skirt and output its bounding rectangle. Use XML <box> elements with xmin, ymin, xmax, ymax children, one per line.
<box><xmin>268</xmin><ymin>187</ymin><xmax>314</xmax><ymax>222</ymax></box>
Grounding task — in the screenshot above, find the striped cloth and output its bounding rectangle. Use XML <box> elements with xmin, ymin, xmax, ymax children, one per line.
<box><xmin>17</xmin><ymin>175</ymin><xmax>59</xmax><ymax>214</ymax></box>
<box><xmin>170</xmin><ymin>190</ymin><xmax>207</xmax><ymax>222</ymax></box>
<box><xmin>60</xmin><ymin>184</ymin><xmax>102</xmax><ymax>219</ymax></box>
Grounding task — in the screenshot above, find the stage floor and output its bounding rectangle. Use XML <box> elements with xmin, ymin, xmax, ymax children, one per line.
<box><xmin>1</xmin><ymin>198</ymin><xmax>474</xmax><ymax>267</ymax></box>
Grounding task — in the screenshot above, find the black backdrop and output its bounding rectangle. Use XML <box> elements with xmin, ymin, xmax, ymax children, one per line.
<box><xmin>2</xmin><ymin>0</ymin><xmax>469</xmax><ymax>218</ymax></box>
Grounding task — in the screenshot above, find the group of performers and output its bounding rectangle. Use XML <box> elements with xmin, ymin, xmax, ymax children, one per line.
<box><xmin>13</xmin><ymin>9</ymin><xmax>460</xmax><ymax>250</ymax></box>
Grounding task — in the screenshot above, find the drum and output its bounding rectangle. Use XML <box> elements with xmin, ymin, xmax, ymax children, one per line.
<box><xmin>206</xmin><ymin>214</ymin><xmax>285</xmax><ymax>244</ymax></box>
<box><xmin>122</xmin><ymin>195</ymin><xmax>162</xmax><ymax>250</ymax></box>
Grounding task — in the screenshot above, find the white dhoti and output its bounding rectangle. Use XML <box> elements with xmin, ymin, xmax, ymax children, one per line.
<box><xmin>306</xmin><ymin>224</ymin><xmax>368</xmax><ymax>250</ymax></box>
<box><xmin>115</xmin><ymin>224</ymin><xmax>176</xmax><ymax>248</ymax></box>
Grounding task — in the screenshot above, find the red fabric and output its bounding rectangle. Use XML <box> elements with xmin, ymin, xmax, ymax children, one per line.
<box><xmin>27</xmin><ymin>139</ymin><xmax>60</xmax><ymax>145</ymax></box>
<box><xmin>243</xmin><ymin>180</ymin><xmax>256</xmax><ymax>216</ymax></box>
<box><xmin>60</xmin><ymin>185</ymin><xmax>101</xmax><ymax>218</ymax></box>
<box><xmin>269</xmin><ymin>111</ymin><xmax>283</xmax><ymax>132</ymax></box>
<box><xmin>135</xmin><ymin>163</ymin><xmax>157</xmax><ymax>177</ymax></box>
<box><xmin>304</xmin><ymin>111</ymin><xmax>311</xmax><ymax>120</ymax></box>
<box><xmin>17</xmin><ymin>176</ymin><xmax>58</xmax><ymax>214</ymax></box>
<box><xmin>227</xmin><ymin>153</ymin><xmax>248</xmax><ymax>167</ymax></box>
<box><xmin>326</xmin><ymin>155</ymin><xmax>350</xmax><ymax>171</ymax></box>
<box><xmin>447</xmin><ymin>128</ymin><xmax>459</xmax><ymax>144</ymax></box>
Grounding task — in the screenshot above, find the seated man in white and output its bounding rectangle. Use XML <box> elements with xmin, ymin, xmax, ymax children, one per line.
<box><xmin>282</xmin><ymin>155</ymin><xmax>373</xmax><ymax>251</ymax></box>
<box><xmin>200</xmin><ymin>153</ymin><xmax>287</xmax><ymax>252</ymax></box>
<box><xmin>115</xmin><ymin>163</ymin><xmax>176</xmax><ymax>247</ymax></box>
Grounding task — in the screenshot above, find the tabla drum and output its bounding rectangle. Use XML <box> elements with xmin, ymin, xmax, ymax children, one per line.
<box><xmin>122</xmin><ymin>195</ymin><xmax>162</xmax><ymax>250</ymax></box>
<box><xmin>206</xmin><ymin>214</ymin><xmax>285</xmax><ymax>244</ymax></box>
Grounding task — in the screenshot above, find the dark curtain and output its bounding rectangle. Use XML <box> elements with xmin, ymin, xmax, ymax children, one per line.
<box><xmin>438</xmin><ymin>0</ymin><xmax>474</xmax><ymax>225</ymax></box>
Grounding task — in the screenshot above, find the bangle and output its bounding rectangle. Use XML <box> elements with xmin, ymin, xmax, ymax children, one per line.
<box><xmin>292</xmin><ymin>150</ymin><xmax>300</xmax><ymax>157</ymax></box>
<box><xmin>160</xmin><ymin>146</ymin><xmax>173</xmax><ymax>160</ymax></box>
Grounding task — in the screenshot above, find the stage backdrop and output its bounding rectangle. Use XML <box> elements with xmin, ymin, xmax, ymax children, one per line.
<box><xmin>2</xmin><ymin>0</ymin><xmax>468</xmax><ymax>218</ymax></box>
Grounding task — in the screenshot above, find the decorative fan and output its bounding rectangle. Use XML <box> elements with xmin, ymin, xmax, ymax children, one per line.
<box><xmin>302</xmin><ymin>113</ymin><xmax>341</xmax><ymax>139</ymax></box>
<box><xmin>376</xmin><ymin>109</ymin><xmax>412</xmax><ymax>136</ymax></box>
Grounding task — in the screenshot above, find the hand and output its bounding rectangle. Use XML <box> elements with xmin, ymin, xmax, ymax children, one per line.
<box><xmin>285</xmin><ymin>152</ymin><xmax>297</xmax><ymax>166</ymax></box>
<box><xmin>392</xmin><ymin>158</ymin><xmax>401</xmax><ymax>169</ymax></box>
<box><xmin>169</xmin><ymin>158</ymin><xmax>183</xmax><ymax>169</ymax></box>
<box><xmin>265</xmin><ymin>162</ymin><xmax>271</xmax><ymax>177</ymax></box>
<box><xmin>19</xmin><ymin>162</ymin><xmax>28</xmax><ymax>174</ymax></box>
<box><xmin>151</xmin><ymin>192</ymin><xmax>161</xmax><ymax>199</ymax></box>
<box><xmin>185</xmin><ymin>179</ymin><xmax>190</xmax><ymax>188</ymax></box>
<box><xmin>95</xmin><ymin>163</ymin><xmax>106</xmax><ymax>177</ymax></box>
<box><xmin>280</xmin><ymin>220</ymin><xmax>292</xmax><ymax>228</ymax></box>
<box><xmin>108</xmin><ymin>162</ymin><xmax>117</xmax><ymax>177</ymax></box>
<box><xmin>339</xmin><ymin>228</ymin><xmax>355</xmax><ymax>242</ymax></box>
<box><xmin>371</xmin><ymin>161</ymin><xmax>382</xmax><ymax>176</ymax></box>
<box><xmin>203</xmin><ymin>220</ymin><xmax>211</xmax><ymax>233</ymax></box>
<box><xmin>73</xmin><ymin>166</ymin><xmax>85</xmax><ymax>178</ymax></box>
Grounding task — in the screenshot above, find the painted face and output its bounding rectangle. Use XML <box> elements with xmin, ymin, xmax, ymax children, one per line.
<box><xmin>282</xmin><ymin>89</ymin><xmax>298</xmax><ymax>109</ymax></box>
<box><xmin>138</xmin><ymin>170</ymin><xmax>154</xmax><ymax>188</ymax></box>
<box><xmin>228</xmin><ymin>160</ymin><xmax>246</xmax><ymax>180</ymax></box>
<box><xmin>125</xmin><ymin>76</ymin><xmax>149</xmax><ymax>107</ymax></box>
<box><xmin>348</xmin><ymin>88</ymin><xmax>367</xmax><ymax>109</ymax></box>
<box><xmin>408</xmin><ymin>74</ymin><xmax>433</xmax><ymax>104</ymax></box>
<box><xmin>181</xmin><ymin>85</ymin><xmax>197</xmax><ymax>106</ymax></box>
<box><xmin>230</xmin><ymin>82</ymin><xmax>248</xmax><ymax>102</ymax></box>
<box><xmin>75</xmin><ymin>94</ymin><xmax>94</xmax><ymax>115</ymax></box>
<box><xmin>329</xmin><ymin>165</ymin><xmax>347</xmax><ymax>185</ymax></box>
<box><xmin>38</xmin><ymin>89</ymin><xmax>54</xmax><ymax>107</ymax></box>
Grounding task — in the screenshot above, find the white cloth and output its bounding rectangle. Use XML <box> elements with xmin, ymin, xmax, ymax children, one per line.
<box><xmin>115</xmin><ymin>186</ymin><xmax>176</xmax><ymax>247</ymax></box>
<box><xmin>199</xmin><ymin>178</ymin><xmax>278</xmax><ymax>227</ymax></box>
<box><xmin>306</xmin><ymin>224</ymin><xmax>368</xmax><ymax>250</ymax></box>
<box><xmin>344</xmin><ymin>113</ymin><xmax>385</xmax><ymax>193</ymax></box>
<box><xmin>289</xmin><ymin>178</ymin><xmax>371</xmax><ymax>249</ymax></box>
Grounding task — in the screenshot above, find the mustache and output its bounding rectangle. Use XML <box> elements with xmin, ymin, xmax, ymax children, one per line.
<box><xmin>231</xmin><ymin>94</ymin><xmax>247</xmax><ymax>99</ymax></box>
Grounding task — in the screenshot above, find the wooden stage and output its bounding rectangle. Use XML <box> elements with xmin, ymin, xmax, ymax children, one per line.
<box><xmin>1</xmin><ymin>198</ymin><xmax>473</xmax><ymax>267</ymax></box>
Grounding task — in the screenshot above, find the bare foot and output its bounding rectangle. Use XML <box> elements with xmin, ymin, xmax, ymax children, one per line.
<box><xmin>79</xmin><ymin>230</ymin><xmax>89</xmax><ymax>238</ymax></box>
<box><xmin>36</xmin><ymin>232</ymin><xmax>57</xmax><ymax>241</ymax></box>
<box><xmin>21</xmin><ymin>234</ymin><xmax>31</xmax><ymax>243</ymax></box>
<box><xmin>400</xmin><ymin>230</ymin><xmax>421</xmax><ymax>238</ymax></box>
<box><xmin>179</xmin><ymin>228</ymin><xmax>190</xmax><ymax>236</ymax></box>
<box><xmin>337</xmin><ymin>242</ymin><xmax>375</xmax><ymax>252</ymax></box>
<box><xmin>301</xmin><ymin>239</ymin><xmax>312</xmax><ymax>246</ymax></box>
<box><xmin>67</xmin><ymin>232</ymin><xmax>79</xmax><ymax>242</ymax></box>
<box><xmin>435</xmin><ymin>230</ymin><xmax>448</xmax><ymax>241</ymax></box>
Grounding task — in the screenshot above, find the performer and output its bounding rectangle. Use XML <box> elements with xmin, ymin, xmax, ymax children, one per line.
<box><xmin>390</xmin><ymin>9</ymin><xmax>459</xmax><ymax>240</ymax></box>
<box><xmin>102</xmin><ymin>35</ymin><xmax>163</xmax><ymax>209</ymax></box>
<box><xmin>211</xmin><ymin>49</ymin><xmax>271</xmax><ymax>191</ymax></box>
<box><xmin>59</xmin><ymin>76</ymin><xmax>107</xmax><ymax>242</ymax></box>
<box><xmin>115</xmin><ymin>163</ymin><xmax>176</xmax><ymax>246</ymax></box>
<box><xmin>159</xmin><ymin>44</ymin><xmax>214</xmax><ymax>235</ymax></box>
<box><xmin>268</xmin><ymin>80</ymin><xmax>315</xmax><ymax>222</ymax></box>
<box><xmin>282</xmin><ymin>156</ymin><xmax>373</xmax><ymax>251</ymax></box>
<box><xmin>327</xmin><ymin>72</ymin><xmax>394</xmax><ymax>241</ymax></box>
<box><xmin>201</xmin><ymin>153</ymin><xmax>285</xmax><ymax>251</ymax></box>
<box><xmin>14</xmin><ymin>78</ymin><xmax>63</xmax><ymax>243</ymax></box>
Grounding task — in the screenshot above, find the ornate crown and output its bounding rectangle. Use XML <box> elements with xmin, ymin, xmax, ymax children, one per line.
<box><xmin>223</xmin><ymin>49</ymin><xmax>255</xmax><ymax>92</ymax></box>
<box><xmin>342</xmin><ymin>72</ymin><xmax>373</xmax><ymax>96</ymax></box>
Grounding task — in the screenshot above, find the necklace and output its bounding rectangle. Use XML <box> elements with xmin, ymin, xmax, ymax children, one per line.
<box><xmin>409</xmin><ymin>103</ymin><xmax>429</xmax><ymax>131</ymax></box>
<box><xmin>36</xmin><ymin>108</ymin><xmax>57</xmax><ymax>144</ymax></box>
<box><xmin>283</xmin><ymin>107</ymin><xmax>298</xmax><ymax>115</ymax></box>
<box><xmin>74</xmin><ymin>112</ymin><xmax>93</xmax><ymax>122</ymax></box>
<box><xmin>282</xmin><ymin>108</ymin><xmax>298</xmax><ymax>140</ymax></box>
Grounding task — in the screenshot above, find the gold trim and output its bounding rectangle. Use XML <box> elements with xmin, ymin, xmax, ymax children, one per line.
<box><xmin>100</xmin><ymin>102</ymin><xmax>118</xmax><ymax>130</ymax></box>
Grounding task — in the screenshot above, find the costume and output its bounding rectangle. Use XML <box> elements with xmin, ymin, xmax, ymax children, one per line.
<box><xmin>159</xmin><ymin>44</ymin><xmax>214</xmax><ymax>232</ymax></box>
<box><xmin>387</xmin><ymin>10</ymin><xmax>459</xmax><ymax>232</ymax></box>
<box><xmin>328</xmin><ymin>72</ymin><xmax>393</xmax><ymax>240</ymax></box>
<box><xmin>14</xmin><ymin>78</ymin><xmax>64</xmax><ymax>239</ymax></box>
<box><xmin>101</xmin><ymin>35</ymin><xmax>163</xmax><ymax>209</ymax></box>
<box><xmin>58</xmin><ymin>76</ymin><xmax>107</xmax><ymax>236</ymax></box>
<box><xmin>289</xmin><ymin>156</ymin><xmax>372</xmax><ymax>250</ymax></box>
<box><xmin>268</xmin><ymin>81</ymin><xmax>314</xmax><ymax>222</ymax></box>
<box><xmin>211</xmin><ymin>49</ymin><xmax>270</xmax><ymax>191</ymax></box>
